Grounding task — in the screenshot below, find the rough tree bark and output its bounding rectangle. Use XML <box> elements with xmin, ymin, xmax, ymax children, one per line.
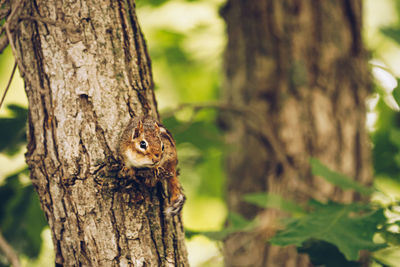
<box><xmin>221</xmin><ymin>1</ymin><xmax>372</xmax><ymax>266</ymax></box>
<box><xmin>10</xmin><ymin>0</ymin><xmax>188</xmax><ymax>266</ymax></box>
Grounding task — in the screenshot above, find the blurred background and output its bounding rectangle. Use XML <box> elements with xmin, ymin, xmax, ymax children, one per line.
<box><xmin>2</xmin><ymin>0</ymin><xmax>400</xmax><ymax>266</ymax></box>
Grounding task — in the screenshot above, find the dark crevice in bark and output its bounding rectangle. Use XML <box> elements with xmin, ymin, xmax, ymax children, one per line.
<box><xmin>354</xmin><ymin>128</ymin><xmax>362</xmax><ymax>184</ymax></box>
<box><xmin>87</xmin><ymin>17</ymin><xmax>98</xmax><ymax>41</ymax></box>
<box><xmin>125</xmin><ymin>97</ymin><xmax>136</xmax><ymax>118</ymax></box>
<box><xmin>40</xmin><ymin>94</ymin><xmax>48</xmax><ymax>158</ymax></box>
<box><xmin>157</xmin><ymin>182</ymin><xmax>167</xmax><ymax>239</ymax></box>
<box><xmin>331</xmin><ymin>66</ymin><xmax>340</xmax><ymax>109</ymax></box>
<box><xmin>117</xmin><ymin>0</ymin><xmax>151</xmax><ymax>115</ymax></box>
<box><xmin>147</xmin><ymin>210</ymin><xmax>163</xmax><ymax>266</ymax></box>
<box><xmin>32</xmin><ymin>34</ymin><xmax>45</xmax><ymax>90</ymax></box>
<box><xmin>309</xmin><ymin>1</ymin><xmax>322</xmax><ymax>85</ymax></box>
<box><xmin>55</xmin><ymin>239</ymin><xmax>64</xmax><ymax>265</ymax></box>
<box><xmin>266</xmin><ymin>1</ymin><xmax>282</xmax><ymax>96</ymax></box>
<box><xmin>127</xmin><ymin>0</ymin><xmax>153</xmax><ymax>91</ymax></box>
<box><xmin>138</xmin><ymin>93</ymin><xmax>151</xmax><ymax>116</ymax></box>
<box><xmin>304</xmin><ymin>91</ymin><xmax>316</xmax><ymax>158</ymax></box>
<box><xmin>30</xmin><ymin>6</ymin><xmax>60</xmax><ymax>168</ymax></box>
<box><xmin>50</xmin><ymin>114</ymin><xmax>61</xmax><ymax>164</ymax></box>
<box><xmin>57</xmin><ymin>214</ymin><xmax>66</xmax><ymax>264</ymax></box>
<box><xmin>342</xmin><ymin>0</ymin><xmax>361</xmax><ymax>55</ymax></box>
<box><xmin>15</xmin><ymin>28</ymin><xmax>26</xmax><ymax>78</ymax></box>
<box><xmin>70</xmin><ymin>243</ymin><xmax>78</xmax><ymax>264</ymax></box>
<box><xmin>26</xmin><ymin>109</ymin><xmax>36</xmax><ymax>157</ymax></box>
<box><xmin>73</xmin><ymin>156</ymin><xmax>82</xmax><ymax>182</ymax></box>
<box><xmin>79</xmin><ymin>241</ymin><xmax>90</xmax><ymax>265</ymax></box>
<box><xmin>117</xmin><ymin>0</ymin><xmax>133</xmax><ymax>73</ymax></box>
<box><xmin>172</xmin><ymin>219</ymin><xmax>179</xmax><ymax>265</ymax></box>
<box><xmin>239</xmin><ymin>5</ymin><xmax>252</xmax><ymax>93</ymax></box>
<box><xmin>127</xmin><ymin>4</ymin><xmax>145</xmax><ymax>85</ymax></box>
<box><xmin>78</xmin><ymin>94</ymin><xmax>115</xmax><ymax>160</ymax></box>
<box><xmin>110</xmin><ymin>196</ymin><xmax>122</xmax><ymax>265</ymax></box>
<box><xmin>117</xmin><ymin>0</ymin><xmax>147</xmax><ymax>115</ymax></box>
<box><xmin>336</xmin><ymin>120</ymin><xmax>344</xmax><ymax>169</ymax></box>
<box><xmin>55</xmin><ymin>196</ymin><xmax>66</xmax><ymax>265</ymax></box>
<box><xmin>77</xmin><ymin>136</ymin><xmax>91</xmax><ymax>180</ymax></box>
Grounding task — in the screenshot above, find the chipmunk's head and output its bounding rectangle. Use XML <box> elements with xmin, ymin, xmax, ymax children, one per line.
<box><xmin>121</xmin><ymin>117</ymin><xmax>164</xmax><ymax>168</ymax></box>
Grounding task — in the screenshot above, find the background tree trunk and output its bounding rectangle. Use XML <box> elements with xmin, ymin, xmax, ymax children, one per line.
<box><xmin>220</xmin><ymin>0</ymin><xmax>372</xmax><ymax>266</ymax></box>
<box><xmin>12</xmin><ymin>0</ymin><xmax>188</xmax><ymax>266</ymax></box>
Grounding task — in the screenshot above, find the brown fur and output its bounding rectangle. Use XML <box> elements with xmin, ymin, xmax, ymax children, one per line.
<box><xmin>119</xmin><ymin>116</ymin><xmax>185</xmax><ymax>215</ymax></box>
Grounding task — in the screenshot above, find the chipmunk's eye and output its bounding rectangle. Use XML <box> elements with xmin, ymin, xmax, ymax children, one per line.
<box><xmin>140</xmin><ymin>140</ymin><xmax>147</xmax><ymax>150</ymax></box>
<box><xmin>162</xmin><ymin>143</ymin><xmax>165</xmax><ymax>151</ymax></box>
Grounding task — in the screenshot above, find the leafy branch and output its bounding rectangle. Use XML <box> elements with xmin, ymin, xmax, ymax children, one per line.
<box><xmin>189</xmin><ymin>158</ymin><xmax>399</xmax><ymax>265</ymax></box>
<box><xmin>243</xmin><ymin>159</ymin><xmax>399</xmax><ymax>264</ymax></box>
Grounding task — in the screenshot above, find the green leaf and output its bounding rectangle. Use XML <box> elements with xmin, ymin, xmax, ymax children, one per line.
<box><xmin>371</xmin><ymin>100</ymin><xmax>400</xmax><ymax>178</ymax></box>
<box><xmin>0</xmin><ymin>169</ymin><xmax>47</xmax><ymax>258</ymax></box>
<box><xmin>381</xmin><ymin>27</ymin><xmax>400</xmax><ymax>45</ymax></box>
<box><xmin>310</xmin><ymin>158</ymin><xmax>373</xmax><ymax>195</ymax></box>
<box><xmin>379</xmin><ymin>230</ymin><xmax>400</xmax><ymax>246</ymax></box>
<box><xmin>270</xmin><ymin>202</ymin><xmax>386</xmax><ymax>261</ymax></box>
<box><xmin>389</xmin><ymin>128</ymin><xmax>400</xmax><ymax>148</ymax></box>
<box><xmin>136</xmin><ymin>0</ymin><xmax>170</xmax><ymax>7</ymax></box>
<box><xmin>201</xmin><ymin>228</ymin><xmax>235</xmax><ymax>241</ymax></box>
<box><xmin>0</xmin><ymin>104</ymin><xmax>27</xmax><ymax>155</ymax></box>
<box><xmin>298</xmin><ymin>240</ymin><xmax>361</xmax><ymax>267</ymax></box>
<box><xmin>243</xmin><ymin>192</ymin><xmax>305</xmax><ymax>215</ymax></box>
<box><xmin>228</xmin><ymin>212</ymin><xmax>253</xmax><ymax>229</ymax></box>
<box><xmin>185</xmin><ymin>212</ymin><xmax>255</xmax><ymax>241</ymax></box>
<box><xmin>392</xmin><ymin>79</ymin><xmax>400</xmax><ymax>107</ymax></box>
<box><xmin>394</xmin><ymin>153</ymin><xmax>400</xmax><ymax>167</ymax></box>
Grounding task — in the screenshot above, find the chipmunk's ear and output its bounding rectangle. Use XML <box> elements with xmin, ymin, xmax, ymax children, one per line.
<box><xmin>132</xmin><ymin>120</ymin><xmax>143</xmax><ymax>139</ymax></box>
<box><xmin>154</xmin><ymin>121</ymin><xmax>160</xmax><ymax>132</ymax></box>
<box><xmin>159</xmin><ymin>126</ymin><xmax>167</xmax><ymax>134</ymax></box>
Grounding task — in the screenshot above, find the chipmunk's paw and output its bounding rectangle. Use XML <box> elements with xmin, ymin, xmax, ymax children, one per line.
<box><xmin>164</xmin><ymin>194</ymin><xmax>186</xmax><ymax>216</ymax></box>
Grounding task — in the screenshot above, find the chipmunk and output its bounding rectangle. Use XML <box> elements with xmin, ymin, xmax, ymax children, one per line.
<box><xmin>119</xmin><ymin>116</ymin><xmax>185</xmax><ymax>216</ymax></box>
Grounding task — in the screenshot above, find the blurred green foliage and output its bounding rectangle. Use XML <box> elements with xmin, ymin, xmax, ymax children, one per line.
<box><xmin>372</xmin><ymin>0</ymin><xmax>400</xmax><ymax>183</ymax></box>
<box><xmin>310</xmin><ymin>158</ymin><xmax>374</xmax><ymax>195</ymax></box>
<box><xmin>0</xmin><ymin>169</ymin><xmax>47</xmax><ymax>262</ymax></box>
<box><xmin>163</xmin><ymin>115</ymin><xmax>225</xmax><ymax>197</ymax></box>
<box><xmin>0</xmin><ymin>104</ymin><xmax>47</xmax><ymax>266</ymax></box>
<box><xmin>242</xmin><ymin>160</ymin><xmax>399</xmax><ymax>266</ymax></box>
<box><xmin>270</xmin><ymin>202</ymin><xmax>386</xmax><ymax>261</ymax></box>
<box><xmin>242</xmin><ymin>192</ymin><xmax>305</xmax><ymax>215</ymax></box>
<box><xmin>0</xmin><ymin>105</ymin><xmax>27</xmax><ymax>155</ymax></box>
<box><xmin>373</xmin><ymin>99</ymin><xmax>400</xmax><ymax>179</ymax></box>
<box><xmin>298</xmin><ymin>240</ymin><xmax>362</xmax><ymax>267</ymax></box>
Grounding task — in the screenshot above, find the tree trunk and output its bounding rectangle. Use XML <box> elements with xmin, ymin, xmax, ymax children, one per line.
<box><xmin>221</xmin><ymin>0</ymin><xmax>371</xmax><ymax>266</ymax></box>
<box><xmin>12</xmin><ymin>0</ymin><xmax>188</xmax><ymax>266</ymax></box>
